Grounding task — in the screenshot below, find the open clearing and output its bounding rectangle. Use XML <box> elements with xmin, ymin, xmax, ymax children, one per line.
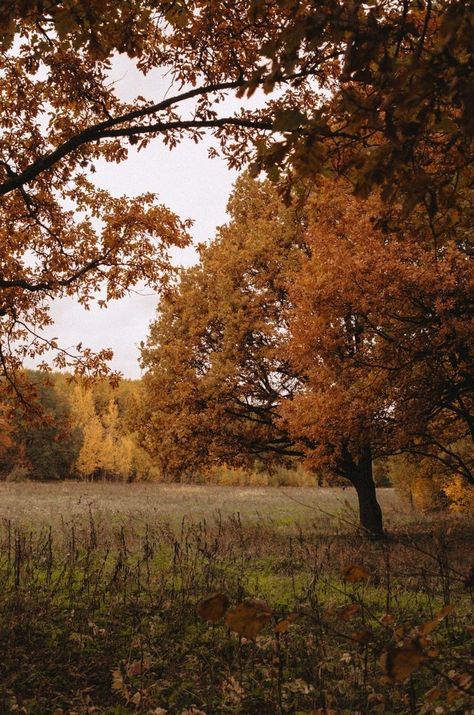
<box><xmin>0</xmin><ymin>481</ymin><xmax>411</xmax><ymax>533</ymax></box>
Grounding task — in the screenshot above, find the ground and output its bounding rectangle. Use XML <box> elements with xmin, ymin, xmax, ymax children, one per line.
<box><xmin>0</xmin><ymin>482</ymin><xmax>411</xmax><ymax>532</ymax></box>
<box><xmin>0</xmin><ymin>482</ymin><xmax>472</xmax><ymax>714</ymax></box>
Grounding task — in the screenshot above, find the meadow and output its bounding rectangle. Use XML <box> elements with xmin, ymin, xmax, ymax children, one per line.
<box><xmin>0</xmin><ymin>482</ymin><xmax>472</xmax><ymax>714</ymax></box>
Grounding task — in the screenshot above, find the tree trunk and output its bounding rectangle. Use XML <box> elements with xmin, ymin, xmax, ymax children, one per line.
<box><xmin>340</xmin><ymin>445</ymin><xmax>384</xmax><ymax>536</ymax></box>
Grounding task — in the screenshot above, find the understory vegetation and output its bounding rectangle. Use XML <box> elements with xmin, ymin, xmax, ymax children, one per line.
<box><xmin>0</xmin><ymin>488</ymin><xmax>472</xmax><ymax>714</ymax></box>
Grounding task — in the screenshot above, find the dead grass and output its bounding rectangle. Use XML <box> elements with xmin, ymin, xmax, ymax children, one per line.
<box><xmin>0</xmin><ymin>481</ymin><xmax>412</xmax><ymax>534</ymax></box>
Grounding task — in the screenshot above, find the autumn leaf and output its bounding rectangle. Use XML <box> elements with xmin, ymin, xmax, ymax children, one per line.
<box><xmin>419</xmin><ymin>603</ymin><xmax>455</xmax><ymax>635</ymax></box>
<box><xmin>419</xmin><ymin>619</ymin><xmax>440</xmax><ymax>636</ymax></box>
<box><xmin>379</xmin><ymin>644</ymin><xmax>427</xmax><ymax>682</ymax></box>
<box><xmin>343</xmin><ymin>564</ymin><xmax>371</xmax><ymax>583</ymax></box>
<box><xmin>351</xmin><ymin>629</ymin><xmax>371</xmax><ymax>645</ymax></box>
<box><xmin>275</xmin><ymin>612</ymin><xmax>299</xmax><ymax>633</ymax></box>
<box><xmin>436</xmin><ymin>604</ymin><xmax>455</xmax><ymax>620</ymax></box>
<box><xmin>273</xmin><ymin>109</ymin><xmax>306</xmax><ymax>132</ymax></box>
<box><xmin>337</xmin><ymin>603</ymin><xmax>361</xmax><ymax>621</ymax></box>
<box><xmin>126</xmin><ymin>658</ymin><xmax>151</xmax><ymax>677</ymax></box>
<box><xmin>111</xmin><ymin>666</ymin><xmax>130</xmax><ymax>700</ymax></box>
<box><xmin>225</xmin><ymin>598</ymin><xmax>272</xmax><ymax>640</ymax></box>
<box><xmin>197</xmin><ymin>593</ymin><xmax>230</xmax><ymax>623</ymax></box>
<box><xmin>111</xmin><ymin>667</ymin><xmax>124</xmax><ymax>691</ymax></box>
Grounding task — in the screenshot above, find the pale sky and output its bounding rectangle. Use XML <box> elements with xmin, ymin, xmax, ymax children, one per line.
<box><xmin>45</xmin><ymin>57</ymin><xmax>244</xmax><ymax>378</ymax></box>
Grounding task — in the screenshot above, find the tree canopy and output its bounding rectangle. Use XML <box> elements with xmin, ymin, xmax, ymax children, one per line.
<box><xmin>0</xmin><ymin>2</ymin><xmax>472</xmax><ymax>533</ymax></box>
<box><xmin>1</xmin><ymin>0</ymin><xmax>472</xmax><ymax>406</ymax></box>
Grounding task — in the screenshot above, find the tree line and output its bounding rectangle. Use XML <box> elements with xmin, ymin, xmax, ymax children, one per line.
<box><xmin>0</xmin><ymin>372</ymin><xmax>156</xmax><ymax>482</ymax></box>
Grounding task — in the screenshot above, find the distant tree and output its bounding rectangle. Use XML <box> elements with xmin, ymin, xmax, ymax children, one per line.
<box><xmin>139</xmin><ymin>174</ymin><xmax>305</xmax><ymax>476</ymax></box>
<box><xmin>0</xmin><ymin>372</ymin><xmax>81</xmax><ymax>480</ymax></box>
<box><xmin>100</xmin><ymin>399</ymin><xmax>134</xmax><ymax>480</ymax></box>
<box><xmin>70</xmin><ymin>381</ymin><xmax>144</xmax><ymax>481</ymax></box>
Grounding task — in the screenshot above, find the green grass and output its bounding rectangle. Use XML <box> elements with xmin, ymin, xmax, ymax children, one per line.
<box><xmin>0</xmin><ymin>482</ymin><xmax>472</xmax><ymax>713</ymax></box>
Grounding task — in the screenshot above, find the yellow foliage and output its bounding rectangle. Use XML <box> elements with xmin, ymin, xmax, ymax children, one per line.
<box><xmin>443</xmin><ymin>476</ymin><xmax>474</xmax><ymax>513</ymax></box>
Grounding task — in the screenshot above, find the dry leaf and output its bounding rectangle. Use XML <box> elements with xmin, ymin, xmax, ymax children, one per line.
<box><xmin>126</xmin><ymin>658</ymin><xmax>151</xmax><ymax>677</ymax></box>
<box><xmin>458</xmin><ymin>672</ymin><xmax>473</xmax><ymax>689</ymax></box>
<box><xmin>337</xmin><ymin>603</ymin><xmax>361</xmax><ymax>621</ymax></box>
<box><xmin>225</xmin><ymin>598</ymin><xmax>272</xmax><ymax>640</ymax></box>
<box><xmin>275</xmin><ymin>619</ymin><xmax>291</xmax><ymax>633</ymax></box>
<box><xmin>447</xmin><ymin>687</ymin><xmax>463</xmax><ymax>703</ymax></box>
<box><xmin>420</xmin><ymin>603</ymin><xmax>455</xmax><ymax>635</ymax></box>
<box><xmin>380</xmin><ymin>613</ymin><xmax>395</xmax><ymax>626</ymax></box>
<box><xmin>343</xmin><ymin>564</ymin><xmax>371</xmax><ymax>583</ymax></box>
<box><xmin>436</xmin><ymin>604</ymin><xmax>454</xmax><ymax>619</ymax></box>
<box><xmin>197</xmin><ymin>593</ymin><xmax>230</xmax><ymax>623</ymax></box>
<box><xmin>425</xmin><ymin>686</ymin><xmax>443</xmax><ymax>702</ymax></box>
<box><xmin>379</xmin><ymin>645</ymin><xmax>427</xmax><ymax>682</ymax></box>
<box><xmin>419</xmin><ymin>619</ymin><xmax>440</xmax><ymax>636</ymax></box>
<box><xmin>275</xmin><ymin>612</ymin><xmax>298</xmax><ymax>633</ymax></box>
<box><xmin>111</xmin><ymin>667</ymin><xmax>124</xmax><ymax>691</ymax></box>
<box><xmin>351</xmin><ymin>629</ymin><xmax>371</xmax><ymax>645</ymax></box>
<box><xmin>131</xmin><ymin>691</ymin><xmax>142</xmax><ymax>706</ymax></box>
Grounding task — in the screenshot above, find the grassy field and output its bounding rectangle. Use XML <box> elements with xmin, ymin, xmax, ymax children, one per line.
<box><xmin>0</xmin><ymin>482</ymin><xmax>411</xmax><ymax>533</ymax></box>
<box><xmin>0</xmin><ymin>482</ymin><xmax>472</xmax><ymax>714</ymax></box>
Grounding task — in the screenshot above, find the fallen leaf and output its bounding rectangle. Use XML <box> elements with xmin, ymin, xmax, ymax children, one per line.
<box><xmin>275</xmin><ymin>612</ymin><xmax>298</xmax><ymax>633</ymax></box>
<box><xmin>343</xmin><ymin>564</ymin><xmax>371</xmax><ymax>583</ymax></box>
<box><xmin>225</xmin><ymin>598</ymin><xmax>272</xmax><ymax>640</ymax></box>
<box><xmin>126</xmin><ymin>658</ymin><xmax>151</xmax><ymax>677</ymax></box>
<box><xmin>425</xmin><ymin>686</ymin><xmax>442</xmax><ymax>702</ymax></box>
<box><xmin>379</xmin><ymin>644</ymin><xmax>427</xmax><ymax>682</ymax></box>
<box><xmin>337</xmin><ymin>603</ymin><xmax>361</xmax><ymax>621</ymax></box>
<box><xmin>419</xmin><ymin>619</ymin><xmax>440</xmax><ymax>636</ymax></box>
<box><xmin>351</xmin><ymin>629</ymin><xmax>371</xmax><ymax>645</ymax></box>
<box><xmin>131</xmin><ymin>691</ymin><xmax>141</xmax><ymax>706</ymax></box>
<box><xmin>436</xmin><ymin>604</ymin><xmax>455</xmax><ymax>620</ymax></box>
<box><xmin>197</xmin><ymin>593</ymin><xmax>230</xmax><ymax>623</ymax></box>
<box><xmin>111</xmin><ymin>668</ymin><xmax>124</xmax><ymax>691</ymax></box>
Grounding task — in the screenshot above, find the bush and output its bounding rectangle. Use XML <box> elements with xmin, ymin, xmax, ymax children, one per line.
<box><xmin>5</xmin><ymin>465</ymin><xmax>30</xmax><ymax>482</ymax></box>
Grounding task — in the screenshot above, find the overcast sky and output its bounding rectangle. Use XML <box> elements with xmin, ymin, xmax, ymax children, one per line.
<box><xmin>44</xmin><ymin>56</ymin><xmax>243</xmax><ymax>379</ymax></box>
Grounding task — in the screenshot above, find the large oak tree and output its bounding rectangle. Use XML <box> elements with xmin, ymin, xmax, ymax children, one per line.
<box><xmin>139</xmin><ymin>174</ymin><xmax>305</xmax><ymax>475</ymax></box>
<box><xmin>140</xmin><ymin>174</ymin><xmax>472</xmax><ymax>535</ymax></box>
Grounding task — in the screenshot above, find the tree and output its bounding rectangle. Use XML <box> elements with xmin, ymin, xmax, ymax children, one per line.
<box><xmin>139</xmin><ymin>174</ymin><xmax>305</xmax><ymax>476</ymax></box>
<box><xmin>286</xmin><ymin>178</ymin><xmax>473</xmax><ymax>481</ymax></box>
<box><xmin>141</xmin><ymin>174</ymin><xmax>473</xmax><ymax>534</ymax></box>
<box><xmin>282</xmin><ymin>178</ymin><xmax>472</xmax><ymax>532</ymax></box>
<box><xmin>2</xmin><ymin>1</ymin><xmax>472</xmax><ymax>404</ymax></box>
<box><xmin>0</xmin><ymin>372</ymin><xmax>81</xmax><ymax>480</ymax></box>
